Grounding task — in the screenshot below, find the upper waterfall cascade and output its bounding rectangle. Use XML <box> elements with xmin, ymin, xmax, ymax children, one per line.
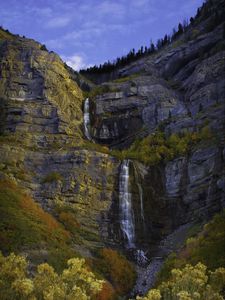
<box><xmin>119</xmin><ymin>159</ymin><xmax>135</xmax><ymax>248</ymax></box>
<box><xmin>83</xmin><ymin>98</ymin><xmax>92</xmax><ymax>140</ymax></box>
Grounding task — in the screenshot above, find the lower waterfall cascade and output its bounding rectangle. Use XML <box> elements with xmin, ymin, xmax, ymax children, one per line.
<box><xmin>118</xmin><ymin>159</ymin><xmax>149</xmax><ymax>265</ymax></box>
<box><xmin>119</xmin><ymin>159</ymin><xmax>136</xmax><ymax>248</ymax></box>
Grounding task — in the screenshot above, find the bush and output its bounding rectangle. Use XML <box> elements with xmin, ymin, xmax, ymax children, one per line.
<box><xmin>0</xmin><ymin>252</ymin><xmax>103</xmax><ymax>300</ymax></box>
<box><xmin>94</xmin><ymin>282</ymin><xmax>116</xmax><ymax>300</ymax></box>
<box><xmin>40</xmin><ymin>44</ymin><xmax>48</xmax><ymax>51</ymax></box>
<box><xmin>58</xmin><ymin>211</ymin><xmax>80</xmax><ymax>230</ymax></box>
<box><xmin>111</xmin><ymin>128</ymin><xmax>213</xmax><ymax>166</ymax></box>
<box><xmin>0</xmin><ymin>179</ymin><xmax>78</xmax><ymax>272</ymax></box>
<box><xmin>82</xmin><ymin>140</ymin><xmax>110</xmax><ymax>154</ymax></box>
<box><xmin>156</xmin><ymin>210</ymin><xmax>225</xmax><ymax>284</ymax></box>
<box><xmin>42</xmin><ymin>171</ymin><xmax>63</xmax><ymax>183</ymax></box>
<box><xmin>93</xmin><ymin>248</ymin><xmax>136</xmax><ymax>296</ymax></box>
<box><xmin>136</xmin><ymin>263</ymin><xmax>225</xmax><ymax>300</ymax></box>
<box><xmin>113</xmin><ymin>73</ymin><xmax>140</xmax><ymax>83</ymax></box>
<box><xmin>84</xmin><ymin>85</ymin><xmax>111</xmax><ymax>99</ymax></box>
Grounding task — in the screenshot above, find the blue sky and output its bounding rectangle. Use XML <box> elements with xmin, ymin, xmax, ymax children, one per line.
<box><xmin>0</xmin><ymin>0</ymin><xmax>204</xmax><ymax>70</ymax></box>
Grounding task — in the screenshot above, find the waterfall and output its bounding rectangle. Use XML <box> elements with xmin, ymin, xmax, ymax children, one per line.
<box><xmin>119</xmin><ymin>159</ymin><xmax>135</xmax><ymax>248</ymax></box>
<box><xmin>83</xmin><ymin>98</ymin><xmax>92</xmax><ymax>140</ymax></box>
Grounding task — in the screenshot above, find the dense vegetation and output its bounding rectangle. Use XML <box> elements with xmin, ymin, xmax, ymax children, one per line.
<box><xmin>136</xmin><ymin>210</ymin><xmax>225</xmax><ymax>299</ymax></box>
<box><xmin>0</xmin><ymin>179</ymin><xmax>78</xmax><ymax>272</ymax></box>
<box><xmin>111</xmin><ymin>126</ymin><xmax>213</xmax><ymax>165</ymax></box>
<box><xmin>0</xmin><ymin>252</ymin><xmax>103</xmax><ymax>300</ymax></box>
<box><xmin>80</xmin><ymin>0</ymin><xmax>225</xmax><ymax>78</ymax></box>
<box><xmin>89</xmin><ymin>248</ymin><xmax>136</xmax><ymax>297</ymax></box>
<box><xmin>42</xmin><ymin>172</ymin><xmax>63</xmax><ymax>183</ymax></box>
<box><xmin>82</xmin><ymin>125</ymin><xmax>214</xmax><ymax>166</ymax></box>
<box><xmin>83</xmin><ymin>85</ymin><xmax>118</xmax><ymax>99</ymax></box>
<box><xmin>1</xmin><ymin>209</ymin><xmax>224</xmax><ymax>300</ymax></box>
<box><xmin>137</xmin><ymin>263</ymin><xmax>225</xmax><ymax>300</ymax></box>
<box><xmin>156</xmin><ymin>210</ymin><xmax>225</xmax><ymax>285</ymax></box>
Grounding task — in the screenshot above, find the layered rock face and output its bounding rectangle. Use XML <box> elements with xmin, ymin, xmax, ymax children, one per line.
<box><xmin>90</xmin><ymin>23</ymin><xmax>224</xmax><ymax>145</ymax></box>
<box><xmin>0</xmin><ymin>35</ymin><xmax>83</xmax><ymax>138</ymax></box>
<box><xmin>91</xmin><ymin>78</ymin><xmax>184</xmax><ymax>146</ymax></box>
<box><xmin>84</xmin><ymin>5</ymin><xmax>225</xmax><ymax>249</ymax></box>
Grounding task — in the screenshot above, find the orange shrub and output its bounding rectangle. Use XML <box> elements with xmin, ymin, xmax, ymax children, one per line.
<box><xmin>0</xmin><ymin>179</ymin><xmax>71</xmax><ymax>250</ymax></box>
<box><xmin>94</xmin><ymin>282</ymin><xmax>116</xmax><ymax>300</ymax></box>
<box><xmin>59</xmin><ymin>211</ymin><xmax>80</xmax><ymax>230</ymax></box>
<box><xmin>20</xmin><ymin>196</ymin><xmax>58</xmax><ymax>230</ymax></box>
<box><xmin>99</xmin><ymin>248</ymin><xmax>136</xmax><ymax>295</ymax></box>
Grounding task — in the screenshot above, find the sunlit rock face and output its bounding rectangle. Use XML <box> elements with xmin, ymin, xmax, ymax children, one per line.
<box><xmin>0</xmin><ymin>34</ymin><xmax>84</xmax><ymax>139</ymax></box>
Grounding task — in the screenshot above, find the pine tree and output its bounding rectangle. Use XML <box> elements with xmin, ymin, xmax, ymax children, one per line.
<box><xmin>178</xmin><ymin>23</ymin><xmax>184</xmax><ymax>35</ymax></box>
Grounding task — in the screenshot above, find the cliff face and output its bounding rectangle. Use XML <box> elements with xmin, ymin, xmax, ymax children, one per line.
<box><xmin>83</xmin><ymin>0</ymin><xmax>225</xmax><ymax>250</ymax></box>
<box><xmin>0</xmin><ymin>30</ymin><xmax>119</xmax><ymax>261</ymax></box>
<box><xmin>91</xmin><ymin>25</ymin><xmax>224</xmax><ymax>145</ymax></box>
<box><xmin>0</xmin><ymin>0</ymin><xmax>224</xmax><ymax>273</ymax></box>
<box><xmin>0</xmin><ymin>34</ymin><xmax>84</xmax><ymax>138</ymax></box>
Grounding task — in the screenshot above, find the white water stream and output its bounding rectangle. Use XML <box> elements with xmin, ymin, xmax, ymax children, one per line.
<box><xmin>83</xmin><ymin>98</ymin><xmax>92</xmax><ymax>140</ymax></box>
<box><xmin>119</xmin><ymin>159</ymin><xmax>135</xmax><ymax>248</ymax></box>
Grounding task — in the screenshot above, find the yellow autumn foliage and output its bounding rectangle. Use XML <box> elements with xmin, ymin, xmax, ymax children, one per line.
<box><xmin>135</xmin><ymin>263</ymin><xmax>225</xmax><ymax>300</ymax></box>
<box><xmin>0</xmin><ymin>252</ymin><xmax>103</xmax><ymax>300</ymax></box>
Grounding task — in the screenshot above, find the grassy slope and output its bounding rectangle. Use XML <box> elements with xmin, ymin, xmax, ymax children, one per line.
<box><xmin>0</xmin><ymin>179</ymin><xmax>78</xmax><ymax>272</ymax></box>
<box><xmin>0</xmin><ymin>28</ymin><xmax>16</xmax><ymax>41</ymax></box>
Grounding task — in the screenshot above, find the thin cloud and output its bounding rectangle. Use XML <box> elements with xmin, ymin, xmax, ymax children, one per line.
<box><xmin>64</xmin><ymin>27</ymin><xmax>104</xmax><ymax>41</ymax></box>
<box><xmin>62</xmin><ymin>54</ymin><xmax>91</xmax><ymax>71</ymax></box>
<box><xmin>46</xmin><ymin>39</ymin><xmax>65</xmax><ymax>49</ymax></box>
<box><xmin>46</xmin><ymin>16</ymin><xmax>71</xmax><ymax>28</ymax></box>
<box><xmin>97</xmin><ymin>1</ymin><xmax>126</xmax><ymax>18</ymax></box>
<box><xmin>30</xmin><ymin>7</ymin><xmax>52</xmax><ymax>18</ymax></box>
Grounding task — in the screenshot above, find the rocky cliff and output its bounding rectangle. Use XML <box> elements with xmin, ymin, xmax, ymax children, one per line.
<box><xmin>83</xmin><ymin>0</ymin><xmax>225</xmax><ymax>253</ymax></box>
<box><xmin>0</xmin><ymin>29</ymin><xmax>119</xmax><ymax>262</ymax></box>
<box><xmin>0</xmin><ymin>0</ymin><xmax>224</xmax><ymax>296</ymax></box>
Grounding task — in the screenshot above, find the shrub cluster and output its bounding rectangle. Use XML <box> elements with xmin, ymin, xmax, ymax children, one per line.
<box><xmin>156</xmin><ymin>210</ymin><xmax>225</xmax><ymax>285</ymax></box>
<box><xmin>89</xmin><ymin>248</ymin><xmax>136</xmax><ymax>297</ymax></box>
<box><xmin>42</xmin><ymin>171</ymin><xmax>63</xmax><ymax>183</ymax></box>
<box><xmin>136</xmin><ymin>263</ymin><xmax>225</xmax><ymax>300</ymax></box>
<box><xmin>111</xmin><ymin>127</ymin><xmax>213</xmax><ymax>165</ymax></box>
<box><xmin>82</xmin><ymin>140</ymin><xmax>110</xmax><ymax>154</ymax></box>
<box><xmin>0</xmin><ymin>180</ymin><xmax>77</xmax><ymax>272</ymax></box>
<box><xmin>0</xmin><ymin>252</ymin><xmax>103</xmax><ymax>300</ymax></box>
